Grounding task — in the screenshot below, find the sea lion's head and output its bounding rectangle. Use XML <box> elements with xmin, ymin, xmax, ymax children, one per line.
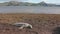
<box><xmin>27</xmin><ymin>24</ymin><xmax>32</xmax><ymax>29</ymax></box>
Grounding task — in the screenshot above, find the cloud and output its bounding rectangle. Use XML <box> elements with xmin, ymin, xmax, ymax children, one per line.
<box><xmin>42</xmin><ymin>0</ymin><xmax>48</xmax><ymax>2</ymax></box>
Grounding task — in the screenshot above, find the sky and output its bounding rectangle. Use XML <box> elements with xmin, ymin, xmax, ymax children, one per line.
<box><xmin>0</xmin><ymin>0</ymin><xmax>60</xmax><ymax>4</ymax></box>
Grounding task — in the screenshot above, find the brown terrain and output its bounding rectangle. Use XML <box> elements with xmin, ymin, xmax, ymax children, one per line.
<box><xmin>0</xmin><ymin>13</ymin><xmax>60</xmax><ymax>34</ymax></box>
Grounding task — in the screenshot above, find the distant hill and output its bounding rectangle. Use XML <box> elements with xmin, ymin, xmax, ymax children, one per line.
<box><xmin>0</xmin><ymin>1</ymin><xmax>60</xmax><ymax>7</ymax></box>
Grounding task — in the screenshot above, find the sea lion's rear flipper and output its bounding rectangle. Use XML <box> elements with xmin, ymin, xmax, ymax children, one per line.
<box><xmin>18</xmin><ymin>25</ymin><xmax>25</xmax><ymax>29</ymax></box>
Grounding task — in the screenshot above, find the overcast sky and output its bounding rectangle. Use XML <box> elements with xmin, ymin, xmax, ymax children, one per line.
<box><xmin>0</xmin><ymin>0</ymin><xmax>60</xmax><ymax>4</ymax></box>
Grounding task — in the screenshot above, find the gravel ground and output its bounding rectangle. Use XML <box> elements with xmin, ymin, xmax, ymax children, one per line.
<box><xmin>0</xmin><ymin>14</ymin><xmax>60</xmax><ymax>34</ymax></box>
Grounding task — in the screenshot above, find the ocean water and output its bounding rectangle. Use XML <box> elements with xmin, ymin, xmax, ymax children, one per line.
<box><xmin>0</xmin><ymin>6</ymin><xmax>60</xmax><ymax>14</ymax></box>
